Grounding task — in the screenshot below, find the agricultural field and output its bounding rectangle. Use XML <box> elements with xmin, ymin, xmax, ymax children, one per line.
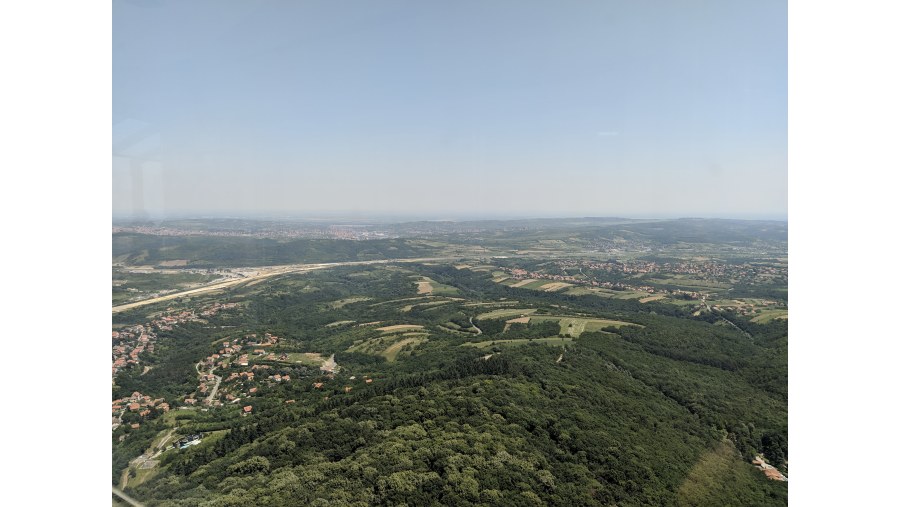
<box><xmin>528</xmin><ymin>315</ymin><xmax>641</xmax><ymax>337</ymax></box>
<box><xmin>463</xmin><ymin>336</ymin><xmax>574</xmax><ymax>349</ymax></box>
<box><xmin>413</xmin><ymin>275</ymin><xmax>460</xmax><ymax>296</ymax></box>
<box><xmin>476</xmin><ymin>308</ymin><xmax>538</xmax><ymax>320</ymax></box>
<box><xmin>751</xmin><ymin>309</ymin><xmax>789</xmax><ymax>323</ymax></box>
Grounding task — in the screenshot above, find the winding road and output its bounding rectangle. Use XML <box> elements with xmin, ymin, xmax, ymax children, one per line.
<box><xmin>469</xmin><ymin>317</ymin><xmax>482</xmax><ymax>335</ymax></box>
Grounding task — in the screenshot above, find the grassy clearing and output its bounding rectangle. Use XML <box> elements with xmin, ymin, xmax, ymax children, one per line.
<box><xmin>540</xmin><ymin>282</ymin><xmax>572</xmax><ymax>292</ymax></box>
<box><xmin>649</xmin><ymin>277</ymin><xmax>731</xmax><ymax>289</ymax></box>
<box><xmin>416</xmin><ymin>279</ymin><xmax>434</xmax><ymax>294</ymax></box>
<box><xmin>348</xmin><ymin>333</ymin><xmax>428</xmax><ymax>361</ymax></box>
<box><xmin>326</xmin><ymin>297</ymin><xmax>372</xmax><ymax>309</ymax></box>
<box><xmin>463</xmin><ymin>301</ymin><xmax>520</xmax><ymax>307</ymax></box>
<box><xmin>462</xmin><ymin>337</ymin><xmax>574</xmax><ymax>349</ymax></box>
<box><xmin>326</xmin><ymin>320</ymin><xmax>356</xmax><ymax>327</ymax></box>
<box><xmin>529</xmin><ymin>315</ymin><xmax>640</xmax><ymax>337</ymax></box>
<box><xmin>477</xmin><ymin>308</ymin><xmax>538</xmax><ymax>320</ymax></box>
<box><xmin>377</xmin><ymin>324</ymin><xmax>425</xmax><ymax>332</ymax></box>
<box><xmin>639</xmin><ymin>295</ymin><xmax>667</xmax><ymax>303</ymax></box>
<box><xmin>561</xmin><ymin>286</ymin><xmax>646</xmax><ymax>299</ymax></box>
<box><xmin>382</xmin><ymin>336</ymin><xmax>428</xmax><ymax>361</ymax></box>
<box><xmin>750</xmin><ymin>309</ymin><xmax>788</xmax><ymax>323</ymax></box>
<box><xmin>412</xmin><ymin>276</ymin><xmax>460</xmax><ymax>296</ymax></box>
<box><xmin>677</xmin><ymin>440</ymin><xmax>784</xmax><ymax>506</ymax></box>
<box><xmin>283</xmin><ymin>352</ymin><xmax>326</xmax><ymax>366</ymax></box>
<box><xmin>400</xmin><ymin>299</ymin><xmax>455</xmax><ymax>312</ymax></box>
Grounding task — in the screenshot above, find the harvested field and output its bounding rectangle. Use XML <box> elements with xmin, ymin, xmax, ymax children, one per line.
<box><xmin>417</xmin><ymin>280</ymin><xmax>433</xmax><ymax>294</ymax></box>
<box><xmin>506</xmin><ymin>316</ymin><xmax>531</xmax><ymax>324</ymax></box>
<box><xmin>157</xmin><ymin>260</ymin><xmax>189</xmax><ymax>267</ymax></box>
<box><xmin>510</xmin><ymin>279</ymin><xmax>538</xmax><ymax>288</ymax></box>
<box><xmin>540</xmin><ymin>282</ymin><xmax>572</xmax><ymax>292</ymax></box>
<box><xmin>326</xmin><ymin>320</ymin><xmax>356</xmax><ymax>327</ymax></box>
<box><xmin>639</xmin><ymin>295</ymin><xmax>666</xmax><ymax>303</ymax></box>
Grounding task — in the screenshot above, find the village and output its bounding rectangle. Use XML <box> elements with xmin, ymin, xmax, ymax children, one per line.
<box><xmin>187</xmin><ymin>331</ymin><xmax>351</xmax><ymax>416</ymax></box>
<box><xmin>552</xmin><ymin>258</ymin><xmax>787</xmax><ymax>286</ymax></box>
<box><xmin>112</xmin><ymin>302</ymin><xmax>240</xmax><ymax>428</ymax></box>
<box><xmin>501</xmin><ymin>266</ymin><xmax>706</xmax><ymax>301</ymax></box>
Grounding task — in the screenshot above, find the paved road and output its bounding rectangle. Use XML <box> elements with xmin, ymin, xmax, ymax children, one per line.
<box><xmin>205</xmin><ymin>368</ymin><xmax>222</xmax><ymax>405</ymax></box>
<box><xmin>112</xmin><ymin>257</ymin><xmax>462</xmax><ymax>313</ymax></box>
<box><xmin>112</xmin><ymin>486</ymin><xmax>143</xmax><ymax>507</ymax></box>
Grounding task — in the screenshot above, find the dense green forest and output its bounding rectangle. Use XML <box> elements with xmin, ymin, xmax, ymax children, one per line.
<box><xmin>113</xmin><ymin>255</ymin><xmax>787</xmax><ymax>506</ymax></box>
<box><xmin>112</xmin><ymin>233</ymin><xmax>438</xmax><ymax>267</ymax></box>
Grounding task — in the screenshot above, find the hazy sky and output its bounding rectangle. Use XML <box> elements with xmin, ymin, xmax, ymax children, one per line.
<box><xmin>113</xmin><ymin>0</ymin><xmax>787</xmax><ymax>220</ymax></box>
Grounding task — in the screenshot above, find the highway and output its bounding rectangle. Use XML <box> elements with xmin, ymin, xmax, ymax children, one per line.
<box><xmin>112</xmin><ymin>257</ymin><xmax>461</xmax><ymax>313</ymax></box>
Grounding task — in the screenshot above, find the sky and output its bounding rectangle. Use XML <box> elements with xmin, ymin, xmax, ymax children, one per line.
<box><xmin>113</xmin><ymin>0</ymin><xmax>787</xmax><ymax>220</ymax></box>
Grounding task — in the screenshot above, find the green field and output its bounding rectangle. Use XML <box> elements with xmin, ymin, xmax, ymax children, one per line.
<box><xmin>559</xmin><ymin>285</ymin><xmax>647</xmax><ymax>299</ymax></box>
<box><xmin>648</xmin><ymin>277</ymin><xmax>731</xmax><ymax>290</ymax></box>
<box><xmin>529</xmin><ymin>315</ymin><xmax>640</xmax><ymax>337</ymax></box>
<box><xmin>348</xmin><ymin>333</ymin><xmax>428</xmax><ymax>361</ymax></box>
<box><xmin>462</xmin><ymin>336</ymin><xmax>574</xmax><ymax>349</ymax></box>
<box><xmin>751</xmin><ymin>309</ymin><xmax>789</xmax><ymax>323</ymax></box>
<box><xmin>325</xmin><ymin>296</ymin><xmax>372</xmax><ymax>309</ymax></box>
<box><xmin>325</xmin><ymin>320</ymin><xmax>356</xmax><ymax>327</ymax></box>
<box><xmin>414</xmin><ymin>276</ymin><xmax>460</xmax><ymax>296</ymax></box>
<box><xmin>476</xmin><ymin>308</ymin><xmax>538</xmax><ymax>320</ymax></box>
<box><xmin>677</xmin><ymin>440</ymin><xmax>786</xmax><ymax>505</ymax></box>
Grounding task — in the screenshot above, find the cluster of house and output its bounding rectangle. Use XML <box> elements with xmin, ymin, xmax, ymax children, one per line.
<box><xmin>113</xmin><ymin>304</ymin><xmax>238</xmax><ymax>379</ymax></box>
<box><xmin>150</xmin><ymin>309</ymin><xmax>200</xmax><ymax>331</ymax></box>
<box><xmin>186</xmin><ymin>332</ymin><xmax>292</xmax><ymax>408</ymax></box>
<box><xmin>111</xmin><ymin>325</ymin><xmax>156</xmax><ymax>378</ymax></box>
<box><xmin>502</xmin><ymin>267</ymin><xmax>687</xmax><ymax>298</ymax></box>
<box><xmin>199</xmin><ymin>302</ymin><xmax>239</xmax><ymax>317</ymax></box>
<box><xmin>197</xmin><ymin>333</ymin><xmax>281</xmax><ymax>372</ymax></box>
<box><xmin>111</xmin><ymin>391</ymin><xmax>170</xmax><ymax>430</ymax></box>
<box><xmin>555</xmin><ymin>259</ymin><xmax>786</xmax><ymax>285</ymax></box>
